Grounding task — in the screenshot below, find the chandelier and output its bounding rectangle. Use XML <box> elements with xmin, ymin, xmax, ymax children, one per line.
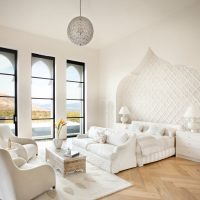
<box><xmin>67</xmin><ymin>0</ymin><xmax>94</xmax><ymax>46</ymax></box>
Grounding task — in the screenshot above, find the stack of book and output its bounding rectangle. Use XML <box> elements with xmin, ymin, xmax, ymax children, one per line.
<box><xmin>64</xmin><ymin>150</ymin><xmax>79</xmax><ymax>158</ymax></box>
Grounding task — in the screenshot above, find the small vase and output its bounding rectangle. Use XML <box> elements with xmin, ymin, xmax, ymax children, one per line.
<box><xmin>53</xmin><ymin>138</ymin><xmax>63</xmax><ymax>149</ymax></box>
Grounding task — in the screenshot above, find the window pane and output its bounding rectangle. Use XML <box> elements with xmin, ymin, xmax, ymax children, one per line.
<box><xmin>32</xmin><ymin>78</ymin><xmax>53</xmax><ymax>98</ymax></box>
<box><xmin>67</xmin><ymin>82</ymin><xmax>83</xmax><ymax>99</ymax></box>
<box><xmin>67</xmin><ymin>118</ymin><xmax>83</xmax><ymax>135</ymax></box>
<box><xmin>0</xmin><ymin>75</ymin><xmax>14</xmax><ymax>96</ymax></box>
<box><xmin>31</xmin><ymin>54</ymin><xmax>55</xmax><ymax>139</ymax></box>
<box><xmin>0</xmin><ymin>97</ymin><xmax>14</xmax><ymax>119</ymax></box>
<box><xmin>32</xmin><ymin>99</ymin><xmax>53</xmax><ymax>119</ymax></box>
<box><xmin>0</xmin><ymin>51</ymin><xmax>15</xmax><ymax>74</ymax></box>
<box><xmin>67</xmin><ymin>64</ymin><xmax>83</xmax><ymax>82</ymax></box>
<box><xmin>0</xmin><ymin>49</ymin><xmax>17</xmax><ymax>135</ymax></box>
<box><xmin>32</xmin><ymin>57</ymin><xmax>53</xmax><ymax>78</ymax></box>
<box><xmin>0</xmin><ymin>121</ymin><xmax>15</xmax><ymax>134</ymax></box>
<box><xmin>66</xmin><ymin>61</ymin><xmax>85</xmax><ymax>136</ymax></box>
<box><xmin>32</xmin><ymin>119</ymin><xmax>53</xmax><ymax>139</ymax></box>
<box><xmin>66</xmin><ymin>100</ymin><xmax>83</xmax><ymax>117</ymax></box>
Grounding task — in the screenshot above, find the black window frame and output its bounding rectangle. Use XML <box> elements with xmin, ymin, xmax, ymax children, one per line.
<box><xmin>31</xmin><ymin>53</ymin><xmax>55</xmax><ymax>139</ymax></box>
<box><xmin>66</xmin><ymin>60</ymin><xmax>85</xmax><ymax>136</ymax></box>
<box><xmin>0</xmin><ymin>47</ymin><xmax>18</xmax><ymax>136</ymax></box>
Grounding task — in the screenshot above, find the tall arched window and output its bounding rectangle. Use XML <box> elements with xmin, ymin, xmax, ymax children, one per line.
<box><xmin>31</xmin><ymin>54</ymin><xmax>55</xmax><ymax>139</ymax></box>
<box><xmin>0</xmin><ymin>47</ymin><xmax>17</xmax><ymax>135</ymax></box>
<box><xmin>66</xmin><ymin>60</ymin><xmax>85</xmax><ymax>135</ymax></box>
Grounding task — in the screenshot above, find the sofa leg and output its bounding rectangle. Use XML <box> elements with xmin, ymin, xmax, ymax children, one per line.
<box><xmin>52</xmin><ymin>186</ymin><xmax>56</xmax><ymax>189</ymax></box>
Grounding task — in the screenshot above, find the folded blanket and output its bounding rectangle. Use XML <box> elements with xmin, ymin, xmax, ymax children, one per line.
<box><xmin>137</xmin><ymin>134</ymin><xmax>173</xmax><ymax>156</ymax></box>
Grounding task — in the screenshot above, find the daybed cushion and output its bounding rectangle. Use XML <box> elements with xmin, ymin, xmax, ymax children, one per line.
<box><xmin>137</xmin><ymin>135</ymin><xmax>175</xmax><ymax>156</ymax></box>
<box><xmin>105</xmin><ymin>129</ymin><xmax>129</xmax><ymax>146</ymax></box>
<box><xmin>72</xmin><ymin>138</ymin><xmax>96</xmax><ymax>149</ymax></box>
<box><xmin>87</xmin><ymin>143</ymin><xmax>117</xmax><ymax>160</ymax></box>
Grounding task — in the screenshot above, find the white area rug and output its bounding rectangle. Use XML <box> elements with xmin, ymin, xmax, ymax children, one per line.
<box><xmin>28</xmin><ymin>141</ymin><xmax>132</xmax><ymax>200</ymax></box>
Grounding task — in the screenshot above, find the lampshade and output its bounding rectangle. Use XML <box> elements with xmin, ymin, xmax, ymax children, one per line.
<box><xmin>184</xmin><ymin>105</ymin><xmax>200</xmax><ymax>118</ymax></box>
<box><xmin>67</xmin><ymin>16</ymin><xmax>94</xmax><ymax>46</ymax></box>
<box><xmin>67</xmin><ymin>0</ymin><xmax>94</xmax><ymax>46</ymax></box>
<box><xmin>119</xmin><ymin>106</ymin><xmax>130</xmax><ymax>115</ymax></box>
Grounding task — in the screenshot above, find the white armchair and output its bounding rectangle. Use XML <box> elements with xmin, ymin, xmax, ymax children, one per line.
<box><xmin>0</xmin><ymin>125</ymin><xmax>38</xmax><ymax>161</ymax></box>
<box><xmin>0</xmin><ymin>148</ymin><xmax>56</xmax><ymax>200</ymax></box>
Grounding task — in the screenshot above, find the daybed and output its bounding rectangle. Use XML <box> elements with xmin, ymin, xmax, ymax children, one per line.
<box><xmin>127</xmin><ymin>121</ymin><xmax>181</xmax><ymax>167</ymax></box>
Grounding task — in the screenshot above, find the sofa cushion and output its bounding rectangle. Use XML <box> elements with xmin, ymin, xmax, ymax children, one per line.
<box><xmin>105</xmin><ymin>129</ymin><xmax>129</xmax><ymax>146</ymax></box>
<box><xmin>72</xmin><ymin>138</ymin><xmax>96</xmax><ymax>149</ymax></box>
<box><xmin>87</xmin><ymin>143</ymin><xmax>117</xmax><ymax>160</ymax></box>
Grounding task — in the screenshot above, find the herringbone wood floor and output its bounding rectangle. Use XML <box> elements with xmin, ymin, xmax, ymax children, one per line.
<box><xmin>101</xmin><ymin>157</ymin><xmax>200</xmax><ymax>200</ymax></box>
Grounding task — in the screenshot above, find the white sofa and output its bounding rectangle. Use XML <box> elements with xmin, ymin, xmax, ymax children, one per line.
<box><xmin>72</xmin><ymin>126</ymin><xmax>136</xmax><ymax>173</ymax></box>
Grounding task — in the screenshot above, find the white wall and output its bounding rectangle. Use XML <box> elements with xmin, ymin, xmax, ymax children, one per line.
<box><xmin>0</xmin><ymin>26</ymin><xmax>99</xmax><ymax>138</ymax></box>
<box><xmin>98</xmin><ymin>2</ymin><xmax>200</xmax><ymax>128</ymax></box>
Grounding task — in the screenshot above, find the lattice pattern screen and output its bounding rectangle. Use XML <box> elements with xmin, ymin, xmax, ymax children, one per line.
<box><xmin>116</xmin><ymin>49</ymin><xmax>200</xmax><ymax>125</ymax></box>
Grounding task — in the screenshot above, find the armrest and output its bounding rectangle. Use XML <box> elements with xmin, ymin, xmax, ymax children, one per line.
<box><xmin>77</xmin><ymin>134</ymin><xmax>89</xmax><ymax>139</ymax></box>
<box><xmin>11</xmin><ymin>142</ymin><xmax>28</xmax><ymax>161</ymax></box>
<box><xmin>111</xmin><ymin>135</ymin><xmax>137</xmax><ymax>168</ymax></box>
<box><xmin>17</xmin><ymin>164</ymin><xmax>56</xmax><ymax>192</ymax></box>
<box><xmin>116</xmin><ymin>135</ymin><xmax>136</xmax><ymax>151</ymax></box>
<box><xmin>11</xmin><ymin>137</ymin><xmax>37</xmax><ymax>146</ymax></box>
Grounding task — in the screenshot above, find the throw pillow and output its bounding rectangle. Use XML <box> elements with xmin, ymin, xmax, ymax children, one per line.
<box><xmin>98</xmin><ymin>134</ymin><xmax>107</xmax><ymax>144</ymax></box>
<box><xmin>143</xmin><ymin>125</ymin><xmax>149</xmax><ymax>132</ymax></box>
<box><xmin>146</xmin><ymin>126</ymin><xmax>165</xmax><ymax>136</ymax></box>
<box><xmin>131</xmin><ymin>123</ymin><xmax>143</xmax><ymax>133</ymax></box>
<box><xmin>88</xmin><ymin>126</ymin><xmax>106</xmax><ymax>141</ymax></box>
<box><xmin>165</xmin><ymin>128</ymin><xmax>176</xmax><ymax>137</ymax></box>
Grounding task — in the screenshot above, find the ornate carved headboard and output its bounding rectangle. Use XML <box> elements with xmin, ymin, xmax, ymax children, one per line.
<box><xmin>116</xmin><ymin>49</ymin><xmax>200</xmax><ymax>125</ymax></box>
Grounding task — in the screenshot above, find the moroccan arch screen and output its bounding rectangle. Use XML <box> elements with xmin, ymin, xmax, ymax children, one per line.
<box><xmin>116</xmin><ymin>49</ymin><xmax>200</xmax><ymax>125</ymax></box>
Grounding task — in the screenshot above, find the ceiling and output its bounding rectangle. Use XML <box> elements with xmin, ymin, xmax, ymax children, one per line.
<box><xmin>0</xmin><ymin>0</ymin><xmax>197</xmax><ymax>49</ymax></box>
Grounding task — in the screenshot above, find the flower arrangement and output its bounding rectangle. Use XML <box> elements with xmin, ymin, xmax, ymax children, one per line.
<box><xmin>55</xmin><ymin>119</ymin><xmax>67</xmax><ymax>139</ymax></box>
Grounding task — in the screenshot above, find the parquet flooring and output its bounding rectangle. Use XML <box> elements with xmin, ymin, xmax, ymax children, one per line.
<box><xmin>101</xmin><ymin>157</ymin><xmax>200</xmax><ymax>200</ymax></box>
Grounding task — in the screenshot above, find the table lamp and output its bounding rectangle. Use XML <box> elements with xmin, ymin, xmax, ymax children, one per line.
<box><xmin>119</xmin><ymin>106</ymin><xmax>130</xmax><ymax>124</ymax></box>
<box><xmin>184</xmin><ymin>105</ymin><xmax>200</xmax><ymax>132</ymax></box>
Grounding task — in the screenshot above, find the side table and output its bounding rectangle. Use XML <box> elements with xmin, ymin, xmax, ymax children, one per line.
<box><xmin>176</xmin><ymin>131</ymin><xmax>200</xmax><ymax>162</ymax></box>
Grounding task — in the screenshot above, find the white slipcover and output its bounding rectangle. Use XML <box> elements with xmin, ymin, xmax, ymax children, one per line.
<box><xmin>0</xmin><ymin>148</ymin><xmax>56</xmax><ymax>200</ymax></box>
<box><xmin>72</xmin><ymin>126</ymin><xmax>137</xmax><ymax>173</ymax></box>
<box><xmin>72</xmin><ymin>137</ymin><xmax>95</xmax><ymax>149</ymax></box>
<box><xmin>87</xmin><ymin>143</ymin><xmax>117</xmax><ymax>160</ymax></box>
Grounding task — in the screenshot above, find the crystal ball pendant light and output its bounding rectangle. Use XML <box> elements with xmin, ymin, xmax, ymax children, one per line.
<box><xmin>67</xmin><ymin>0</ymin><xmax>94</xmax><ymax>46</ymax></box>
